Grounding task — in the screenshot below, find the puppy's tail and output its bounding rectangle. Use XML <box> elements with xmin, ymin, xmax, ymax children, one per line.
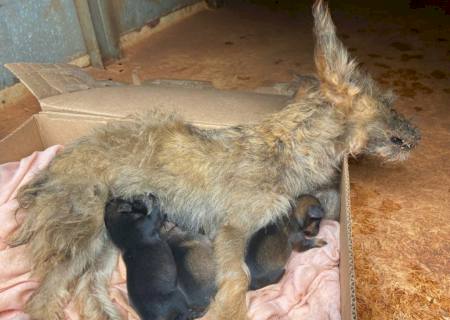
<box><xmin>9</xmin><ymin>146</ymin><xmax>121</xmax><ymax>320</ymax></box>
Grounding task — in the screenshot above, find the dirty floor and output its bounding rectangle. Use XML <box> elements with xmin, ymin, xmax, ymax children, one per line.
<box><xmin>1</xmin><ymin>1</ymin><xmax>449</xmax><ymax>319</ymax></box>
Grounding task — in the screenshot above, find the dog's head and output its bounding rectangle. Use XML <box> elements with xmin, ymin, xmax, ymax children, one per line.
<box><xmin>104</xmin><ymin>194</ymin><xmax>164</xmax><ymax>250</ymax></box>
<box><xmin>293</xmin><ymin>194</ymin><xmax>325</xmax><ymax>237</ymax></box>
<box><xmin>312</xmin><ymin>0</ymin><xmax>420</xmax><ymax>161</ymax></box>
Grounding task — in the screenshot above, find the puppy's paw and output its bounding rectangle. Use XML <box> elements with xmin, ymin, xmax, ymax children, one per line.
<box><xmin>313</xmin><ymin>238</ymin><xmax>327</xmax><ymax>248</ymax></box>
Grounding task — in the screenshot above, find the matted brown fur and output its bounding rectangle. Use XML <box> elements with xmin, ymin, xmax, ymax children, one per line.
<box><xmin>9</xmin><ymin>1</ymin><xmax>420</xmax><ymax>319</ymax></box>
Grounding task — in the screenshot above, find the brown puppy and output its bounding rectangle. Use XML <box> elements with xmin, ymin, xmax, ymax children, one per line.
<box><xmin>165</xmin><ymin>194</ymin><xmax>326</xmax><ymax>314</ymax></box>
<box><xmin>246</xmin><ymin>194</ymin><xmax>326</xmax><ymax>290</ymax></box>
<box><xmin>11</xmin><ymin>1</ymin><xmax>420</xmax><ymax>319</ymax></box>
<box><xmin>165</xmin><ymin>229</ymin><xmax>216</xmax><ymax>316</ymax></box>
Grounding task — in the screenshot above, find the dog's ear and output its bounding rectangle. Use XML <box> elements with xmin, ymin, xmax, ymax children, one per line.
<box><xmin>312</xmin><ymin>0</ymin><xmax>368</xmax><ymax>108</ymax></box>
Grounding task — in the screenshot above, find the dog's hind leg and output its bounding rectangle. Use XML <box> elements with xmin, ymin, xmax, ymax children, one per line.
<box><xmin>74</xmin><ymin>241</ymin><xmax>122</xmax><ymax>320</ymax></box>
<box><xmin>25</xmin><ymin>259</ymin><xmax>86</xmax><ymax>320</ymax></box>
<box><xmin>24</xmin><ymin>228</ymin><xmax>119</xmax><ymax>320</ymax></box>
<box><xmin>11</xmin><ymin>171</ymin><xmax>118</xmax><ymax>319</ymax></box>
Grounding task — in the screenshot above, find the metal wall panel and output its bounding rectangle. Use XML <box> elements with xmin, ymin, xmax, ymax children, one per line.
<box><xmin>0</xmin><ymin>0</ymin><xmax>87</xmax><ymax>89</ymax></box>
<box><xmin>0</xmin><ymin>0</ymin><xmax>199</xmax><ymax>90</ymax></box>
<box><xmin>110</xmin><ymin>0</ymin><xmax>199</xmax><ymax>35</ymax></box>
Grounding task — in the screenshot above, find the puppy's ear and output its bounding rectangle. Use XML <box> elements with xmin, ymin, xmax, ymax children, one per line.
<box><xmin>307</xmin><ymin>205</ymin><xmax>325</xmax><ymax>219</ymax></box>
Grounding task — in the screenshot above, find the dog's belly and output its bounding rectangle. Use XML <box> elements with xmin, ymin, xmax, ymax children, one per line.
<box><xmin>145</xmin><ymin>177</ymin><xmax>294</xmax><ymax>238</ymax></box>
<box><xmin>158</xmin><ymin>189</ymin><xmax>225</xmax><ymax>236</ymax></box>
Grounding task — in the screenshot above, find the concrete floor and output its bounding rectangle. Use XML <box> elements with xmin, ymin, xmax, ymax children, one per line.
<box><xmin>1</xmin><ymin>1</ymin><xmax>449</xmax><ymax>319</ymax></box>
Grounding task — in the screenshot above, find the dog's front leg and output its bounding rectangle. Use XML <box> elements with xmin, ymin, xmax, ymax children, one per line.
<box><xmin>207</xmin><ymin>224</ymin><xmax>251</xmax><ymax>320</ymax></box>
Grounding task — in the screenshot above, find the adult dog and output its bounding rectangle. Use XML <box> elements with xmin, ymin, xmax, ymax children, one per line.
<box><xmin>11</xmin><ymin>1</ymin><xmax>419</xmax><ymax>319</ymax></box>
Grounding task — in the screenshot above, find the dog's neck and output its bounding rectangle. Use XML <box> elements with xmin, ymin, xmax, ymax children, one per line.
<box><xmin>253</xmin><ymin>96</ymin><xmax>351</xmax><ymax>196</ymax></box>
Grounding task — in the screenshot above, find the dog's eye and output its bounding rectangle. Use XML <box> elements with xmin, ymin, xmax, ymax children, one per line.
<box><xmin>390</xmin><ymin>136</ymin><xmax>404</xmax><ymax>145</ymax></box>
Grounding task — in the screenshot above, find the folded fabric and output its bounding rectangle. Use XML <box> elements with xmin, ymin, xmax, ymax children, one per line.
<box><xmin>0</xmin><ymin>146</ymin><xmax>340</xmax><ymax>320</ymax></box>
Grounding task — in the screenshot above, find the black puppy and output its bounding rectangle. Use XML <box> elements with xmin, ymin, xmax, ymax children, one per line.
<box><xmin>104</xmin><ymin>195</ymin><xmax>192</xmax><ymax>320</ymax></box>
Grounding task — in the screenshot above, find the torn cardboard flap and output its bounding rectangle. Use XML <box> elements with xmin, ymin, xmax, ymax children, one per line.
<box><xmin>5</xmin><ymin>63</ymin><xmax>100</xmax><ymax>99</ymax></box>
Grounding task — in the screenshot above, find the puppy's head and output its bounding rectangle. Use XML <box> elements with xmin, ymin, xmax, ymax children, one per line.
<box><xmin>293</xmin><ymin>194</ymin><xmax>325</xmax><ymax>237</ymax></box>
<box><xmin>104</xmin><ymin>194</ymin><xmax>164</xmax><ymax>250</ymax></box>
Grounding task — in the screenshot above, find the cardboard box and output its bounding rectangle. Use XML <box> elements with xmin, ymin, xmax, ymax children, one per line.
<box><xmin>0</xmin><ymin>63</ymin><xmax>357</xmax><ymax>320</ymax></box>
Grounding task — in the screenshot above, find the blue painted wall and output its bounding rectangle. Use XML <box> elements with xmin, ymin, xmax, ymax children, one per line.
<box><xmin>0</xmin><ymin>0</ymin><xmax>199</xmax><ymax>90</ymax></box>
<box><xmin>0</xmin><ymin>0</ymin><xmax>87</xmax><ymax>89</ymax></box>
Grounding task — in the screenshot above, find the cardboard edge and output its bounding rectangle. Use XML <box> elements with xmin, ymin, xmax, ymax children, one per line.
<box><xmin>340</xmin><ymin>156</ymin><xmax>358</xmax><ymax>320</ymax></box>
<box><xmin>35</xmin><ymin>113</ymin><xmax>110</xmax><ymax>147</ymax></box>
<box><xmin>0</xmin><ymin>83</ymin><xmax>31</xmax><ymax>111</ymax></box>
<box><xmin>39</xmin><ymin>107</ymin><xmax>253</xmax><ymax>129</ymax></box>
<box><xmin>33</xmin><ymin>111</ymin><xmax>227</xmax><ymax>146</ymax></box>
<box><xmin>37</xmin><ymin>85</ymin><xmax>290</xmax><ymax>123</ymax></box>
<box><xmin>0</xmin><ymin>116</ymin><xmax>44</xmax><ymax>164</ymax></box>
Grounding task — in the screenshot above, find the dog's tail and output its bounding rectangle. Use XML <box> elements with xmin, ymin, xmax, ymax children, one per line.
<box><xmin>9</xmin><ymin>145</ymin><xmax>121</xmax><ymax>320</ymax></box>
<box><xmin>312</xmin><ymin>0</ymin><xmax>367</xmax><ymax>103</ymax></box>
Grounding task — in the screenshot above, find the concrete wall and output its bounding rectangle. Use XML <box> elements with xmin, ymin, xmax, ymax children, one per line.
<box><xmin>0</xmin><ymin>0</ymin><xmax>199</xmax><ymax>90</ymax></box>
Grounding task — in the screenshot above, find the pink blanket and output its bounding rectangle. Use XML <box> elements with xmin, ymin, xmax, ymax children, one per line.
<box><xmin>0</xmin><ymin>147</ymin><xmax>340</xmax><ymax>320</ymax></box>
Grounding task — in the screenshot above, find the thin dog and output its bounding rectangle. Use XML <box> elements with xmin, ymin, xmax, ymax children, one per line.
<box><xmin>11</xmin><ymin>1</ymin><xmax>420</xmax><ymax>319</ymax></box>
